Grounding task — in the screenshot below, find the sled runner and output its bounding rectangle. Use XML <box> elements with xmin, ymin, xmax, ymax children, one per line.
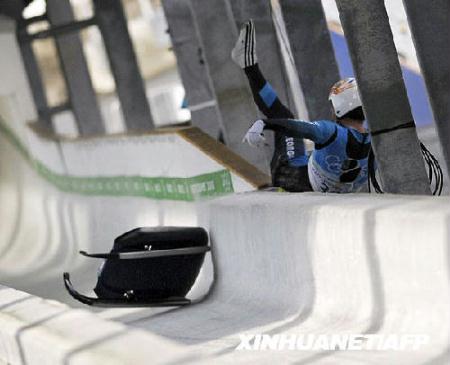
<box><xmin>63</xmin><ymin>226</ymin><xmax>210</xmax><ymax>307</ymax></box>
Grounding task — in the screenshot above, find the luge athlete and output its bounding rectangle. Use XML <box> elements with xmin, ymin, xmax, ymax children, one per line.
<box><xmin>232</xmin><ymin>20</ymin><xmax>371</xmax><ymax>193</ymax></box>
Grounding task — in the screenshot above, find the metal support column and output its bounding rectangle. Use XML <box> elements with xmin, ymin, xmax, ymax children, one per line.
<box><xmin>336</xmin><ymin>0</ymin><xmax>430</xmax><ymax>194</ymax></box>
<box><xmin>16</xmin><ymin>19</ymin><xmax>53</xmax><ymax>132</ymax></box>
<box><xmin>278</xmin><ymin>0</ymin><xmax>340</xmax><ymax>120</ymax></box>
<box><xmin>402</xmin><ymin>0</ymin><xmax>450</xmax><ymax>173</ymax></box>
<box><xmin>162</xmin><ymin>0</ymin><xmax>222</xmax><ymax>139</ymax></box>
<box><xmin>189</xmin><ymin>0</ymin><xmax>270</xmax><ymax>171</ymax></box>
<box><xmin>47</xmin><ymin>0</ymin><xmax>104</xmax><ymax>135</ymax></box>
<box><xmin>93</xmin><ymin>0</ymin><xmax>154</xmax><ymax>132</ymax></box>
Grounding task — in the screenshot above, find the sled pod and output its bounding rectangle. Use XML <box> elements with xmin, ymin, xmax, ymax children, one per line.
<box><xmin>63</xmin><ymin>227</ymin><xmax>211</xmax><ymax>307</ymax></box>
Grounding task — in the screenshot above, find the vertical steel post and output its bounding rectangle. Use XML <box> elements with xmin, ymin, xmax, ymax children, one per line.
<box><xmin>402</xmin><ymin>0</ymin><xmax>450</xmax><ymax>174</ymax></box>
<box><xmin>189</xmin><ymin>0</ymin><xmax>270</xmax><ymax>171</ymax></box>
<box><xmin>0</xmin><ymin>6</ymin><xmax>53</xmax><ymax>132</ymax></box>
<box><xmin>47</xmin><ymin>0</ymin><xmax>104</xmax><ymax>135</ymax></box>
<box><xmin>162</xmin><ymin>0</ymin><xmax>223</xmax><ymax>139</ymax></box>
<box><xmin>335</xmin><ymin>0</ymin><xmax>430</xmax><ymax>194</ymax></box>
<box><xmin>93</xmin><ymin>0</ymin><xmax>154</xmax><ymax>132</ymax></box>
<box><xmin>278</xmin><ymin>0</ymin><xmax>340</xmax><ymax>121</ymax></box>
<box><xmin>16</xmin><ymin>19</ymin><xmax>53</xmax><ymax>132</ymax></box>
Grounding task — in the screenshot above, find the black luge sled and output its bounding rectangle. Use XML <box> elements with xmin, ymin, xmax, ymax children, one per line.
<box><xmin>63</xmin><ymin>273</ymin><xmax>191</xmax><ymax>307</ymax></box>
<box><xmin>63</xmin><ymin>227</ymin><xmax>210</xmax><ymax>307</ymax></box>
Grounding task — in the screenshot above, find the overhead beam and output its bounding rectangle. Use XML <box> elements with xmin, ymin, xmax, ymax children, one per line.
<box><xmin>19</xmin><ymin>17</ymin><xmax>96</xmax><ymax>42</ymax></box>
<box><xmin>335</xmin><ymin>0</ymin><xmax>430</xmax><ymax>194</ymax></box>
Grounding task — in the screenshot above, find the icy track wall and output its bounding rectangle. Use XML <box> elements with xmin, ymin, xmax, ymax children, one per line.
<box><xmin>0</xmin><ymin>114</ymin><xmax>268</xmax><ymax>201</ymax></box>
<box><xmin>2</xmin><ymin>127</ymin><xmax>450</xmax><ymax>364</ymax></box>
<box><xmin>2</xmin><ymin>111</ymin><xmax>449</xmax><ymax>364</ymax></box>
<box><xmin>0</xmin><ymin>104</ymin><xmax>228</xmax><ymax>364</ymax></box>
<box><xmin>1</xmin><ymin>109</ymin><xmax>450</xmax><ymax>365</ymax></box>
<box><xmin>0</xmin><ymin>94</ymin><xmax>268</xmax><ymax>299</ymax></box>
<box><xmin>0</xmin><ymin>100</ymin><xmax>268</xmax><ymax>203</ymax></box>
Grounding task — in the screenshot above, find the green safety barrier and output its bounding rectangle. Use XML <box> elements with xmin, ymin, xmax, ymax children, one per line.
<box><xmin>0</xmin><ymin>117</ymin><xmax>234</xmax><ymax>201</ymax></box>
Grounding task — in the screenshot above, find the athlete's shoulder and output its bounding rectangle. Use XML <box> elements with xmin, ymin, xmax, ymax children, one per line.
<box><xmin>309</xmin><ymin>120</ymin><xmax>337</xmax><ymax>129</ymax></box>
<box><xmin>307</xmin><ymin>120</ymin><xmax>338</xmax><ymax>146</ymax></box>
<box><xmin>311</xmin><ymin>120</ymin><xmax>339</xmax><ymax>134</ymax></box>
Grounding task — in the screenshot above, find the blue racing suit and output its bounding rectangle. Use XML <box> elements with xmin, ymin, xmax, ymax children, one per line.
<box><xmin>263</xmin><ymin>119</ymin><xmax>371</xmax><ymax>193</ymax></box>
<box><xmin>244</xmin><ymin>64</ymin><xmax>371</xmax><ymax>193</ymax></box>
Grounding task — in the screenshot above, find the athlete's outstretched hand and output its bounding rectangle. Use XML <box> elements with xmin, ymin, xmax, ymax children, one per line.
<box><xmin>231</xmin><ymin>19</ymin><xmax>258</xmax><ymax>69</ymax></box>
<box><xmin>243</xmin><ymin>119</ymin><xmax>266</xmax><ymax>147</ymax></box>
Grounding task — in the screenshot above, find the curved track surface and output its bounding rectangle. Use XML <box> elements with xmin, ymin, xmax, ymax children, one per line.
<box><xmin>1</xmin><ymin>130</ymin><xmax>449</xmax><ymax>364</ymax></box>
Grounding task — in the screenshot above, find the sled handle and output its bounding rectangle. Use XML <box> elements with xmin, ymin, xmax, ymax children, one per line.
<box><xmin>79</xmin><ymin>246</ymin><xmax>210</xmax><ymax>260</ymax></box>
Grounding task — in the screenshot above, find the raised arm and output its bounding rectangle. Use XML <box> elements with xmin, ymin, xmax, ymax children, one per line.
<box><xmin>232</xmin><ymin>20</ymin><xmax>294</xmax><ymax>119</ymax></box>
<box><xmin>243</xmin><ymin>118</ymin><xmax>337</xmax><ymax>148</ymax></box>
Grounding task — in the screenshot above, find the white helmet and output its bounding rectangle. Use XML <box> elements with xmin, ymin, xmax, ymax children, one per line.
<box><xmin>328</xmin><ymin>78</ymin><xmax>362</xmax><ymax>118</ymax></box>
